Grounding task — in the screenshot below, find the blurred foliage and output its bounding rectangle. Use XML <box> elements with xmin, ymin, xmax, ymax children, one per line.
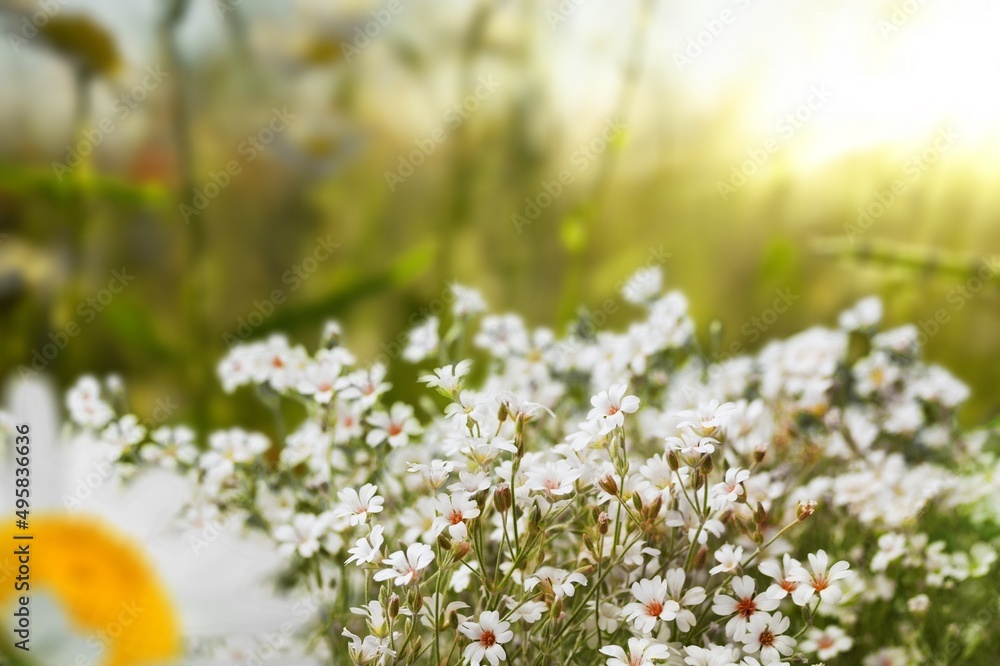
<box><xmin>0</xmin><ymin>0</ymin><xmax>998</xmax><ymax>439</ymax></box>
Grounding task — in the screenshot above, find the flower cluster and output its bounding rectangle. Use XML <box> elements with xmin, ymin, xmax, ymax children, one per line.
<box><xmin>63</xmin><ymin>273</ymin><xmax>1000</xmax><ymax>665</ymax></box>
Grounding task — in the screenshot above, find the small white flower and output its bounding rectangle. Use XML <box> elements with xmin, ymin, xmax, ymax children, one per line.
<box><xmin>346</xmin><ymin>524</ymin><xmax>385</xmax><ymax>567</ymax></box>
<box><xmin>587</xmin><ymin>384</ymin><xmax>640</xmax><ymax>433</ymax></box>
<box><xmin>710</xmin><ymin>544</ymin><xmax>744</xmax><ymax>576</ymax></box>
<box><xmin>403</xmin><ymin>317</ymin><xmax>439</xmax><ymax>362</ymax></box>
<box><xmin>740</xmin><ymin>611</ymin><xmax>796</xmax><ymax>664</ymax></box>
<box><xmin>664</xmin><ymin>568</ymin><xmax>706</xmax><ymax>632</ymax></box>
<box><xmin>601</xmin><ymin>638</ymin><xmax>672</xmax><ymax>666</ymax></box>
<box><xmin>408</xmin><ymin>459</ymin><xmax>459</xmax><ymax>491</ymax></box>
<box><xmin>621</xmin><ymin>266</ymin><xmax>664</xmax><ymax>305</ymax></box>
<box><xmin>788</xmin><ymin>550</ymin><xmax>852</xmax><ymax>606</ymax></box>
<box><xmin>712</xmin><ymin>575</ymin><xmax>779</xmax><ymax>640</ymax></box>
<box><xmin>419</xmin><ymin>360</ymin><xmax>473</xmax><ymax>393</ymax></box>
<box><xmin>758</xmin><ymin>554</ymin><xmax>802</xmax><ymax>601</ymax></box>
<box><xmin>66</xmin><ymin>376</ymin><xmax>114</xmax><ymax>428</ymax></box>
<box><xmin>274</xmin><ymin>512</ymin><xmax>328</xmax><ymax>559</ymax></box>
<box><xmin>801</xmin><ymin>624</ymin><xmax>853</xmax><ymax>660</ymax></box>
<box><xmin>622</xmin><ymin>576</ymin><xmax>680</xmax><ymax>634</ymax></box>
<box><xmin>430</xmin><ymin>492</ymin><xmax>481</xmax><ymax>540</ymax></box>
<box><xmin>676</xmin><ymin>400</ymin><xmax>737</xmax><ymax>439</ymax></box>
<box><xmin>504</xmin><ymin>598</ymin><xmax>546</xmax><ymax>624</ymax></box>
<box><xmin>449</xmin><ymin>283</ymin><xmax>488</xmax><ymax>318</ymax></box>
<box><xmin>335</xmin><ymin>484</ymin><xmax>385</xmax><ymax>525</ymax></box>
<box><xmin>524</xmin><ymin>567</ymin><xmax>588</xmax><ymax>598</ymax></box>
<box><xmin>374</xmin><ymin>542</ymin><xmax>435</xmax><ymax>586</ymax></box>
<box><xmin>366</xmin><ymin>402</ymin><xmax>422</xmax><ymax>448</ymax></box>
<box><xmin>524</xmin><ymin>459</ymin><xmax>580</xmax><ymax>496</ymax></box>
<box><xmin>709</xmin><ymin>467</ymin><xmax>750</xmax><ymax>511</ymax></box>
<box><xmin>459</xmin><ymin>610</ymin><xmax>513</xmax><ymax>666</ymax></box>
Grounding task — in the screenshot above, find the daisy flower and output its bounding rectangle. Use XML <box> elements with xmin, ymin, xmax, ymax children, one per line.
<box><xmin>622</xmin><ymin>576</ymin><xmax>680</xmax><ymax>634</ymax></box>
<box><xmin>600</xmin><ymin>637</ymin><xmax>672</xmax><ymax>666</ymax></box>
<box><xmin>587</xmin><ymin>384</ymin><xmax>640</xmax><ymax>433</ymax></box>
<box><xmin>374</xmin><ymin>543</ymin><xmax>435</xmax><ymax>586</ymax></box>
<box><xmin>800</xmin><ymin>624</ymin><xmax>853</xmax><ymax>661</ymax></box>
<box><xmin>788</xmin><ymin>550</ymin><xmax>852</xmax><ymax>606</ymax></box>
<box><xmin>740</xmin><ymin>611</ymin><xmax>796</xmax><ymax>664</ymax></box>
<box><xmin>335</xmin><ymin>484</ymin><xmax>385</xmax><ymax>525</ymax></box>
<box><xmin>712</xmin><ymin>575</ymin><xmax>779</xmax><ymax>640</ymax></box>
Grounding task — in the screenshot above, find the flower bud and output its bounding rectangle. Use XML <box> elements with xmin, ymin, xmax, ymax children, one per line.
<box><xmin>700</xmin><ymin>454</ymin><xmax>714</xmax><ymax>474</ymax></box>
<box><xmin>752</xmin><ymin>444</ymin><xmax>767</xmax><ymax>464</ymax></box>
<box><xmin>529</xmin><ymin>504</ymin><xmax>542</xmax><ymax>533</ymax></box>
<box><xmin>667</xmin><ymin>451</ymin><xmax>680</xmax><ymax>471</ymax></box>
<box><xmin>452</xmin><ymin>541</ymin><xmax>472</xmax><ymax>561</ymax></box>
<box><xmin>388</xmin><ymin>594</ymin><xmax>400</xmax><ymax>620</ymax></box>
<box><xmin>598</xmin><ymin>474</ymin><xmax>619</xmax><ymax>497</ymax></box>
<box><xmin>448</xmin><ymin>608</ymin><xmax>461</xmax><ymax>629</ymax></box>
<box><xmin>497</xmin><ymin>402</ymin><xmax>508</xmax><ymax>424</ymax></box>
<box><xmin>753</xmin><ymin>502</ymin><xmax>768</xmax><ymax>526</ymax></box>
<box><xmin>437</xmin><ymin>532</ymin><xmax>453</xmax><ymax>552</ymax></box>
<box><xmin>631</xmin><ymin>492</ymin><xmax>644</xmax><ymax>512</ymax></box>
<box><xmin>796</xmin><ymin>499</ymin><xmax>818</xmax><ymax>521</ymax></box>
<box><xmin>597</xmin><ymin>511</ymin><xmax>610</xmax><ymax>535</ymax></box>
<box><xmin>494</xmin><ymin>483</ymin><xmax>512</xmax><ymax>513</ymax></box>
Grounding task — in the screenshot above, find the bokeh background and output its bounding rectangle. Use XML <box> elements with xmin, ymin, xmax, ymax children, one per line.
<box><xmin>2</xmin><ymin>0</ymin><xmax>1000</xmax><ymax>433</ymax></box>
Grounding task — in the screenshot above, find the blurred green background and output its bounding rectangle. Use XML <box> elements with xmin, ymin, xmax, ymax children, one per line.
<box><xmin>1</xmin><ymin>0</ymin><xmax>999</xmax><ymax>432</ymax></box>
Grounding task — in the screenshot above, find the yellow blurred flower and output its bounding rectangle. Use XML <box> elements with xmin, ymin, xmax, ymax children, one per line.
<box><xmin>0</xmin><ymin>515</ymin><xmax>180</xmax><ymax>666</ymax></box>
